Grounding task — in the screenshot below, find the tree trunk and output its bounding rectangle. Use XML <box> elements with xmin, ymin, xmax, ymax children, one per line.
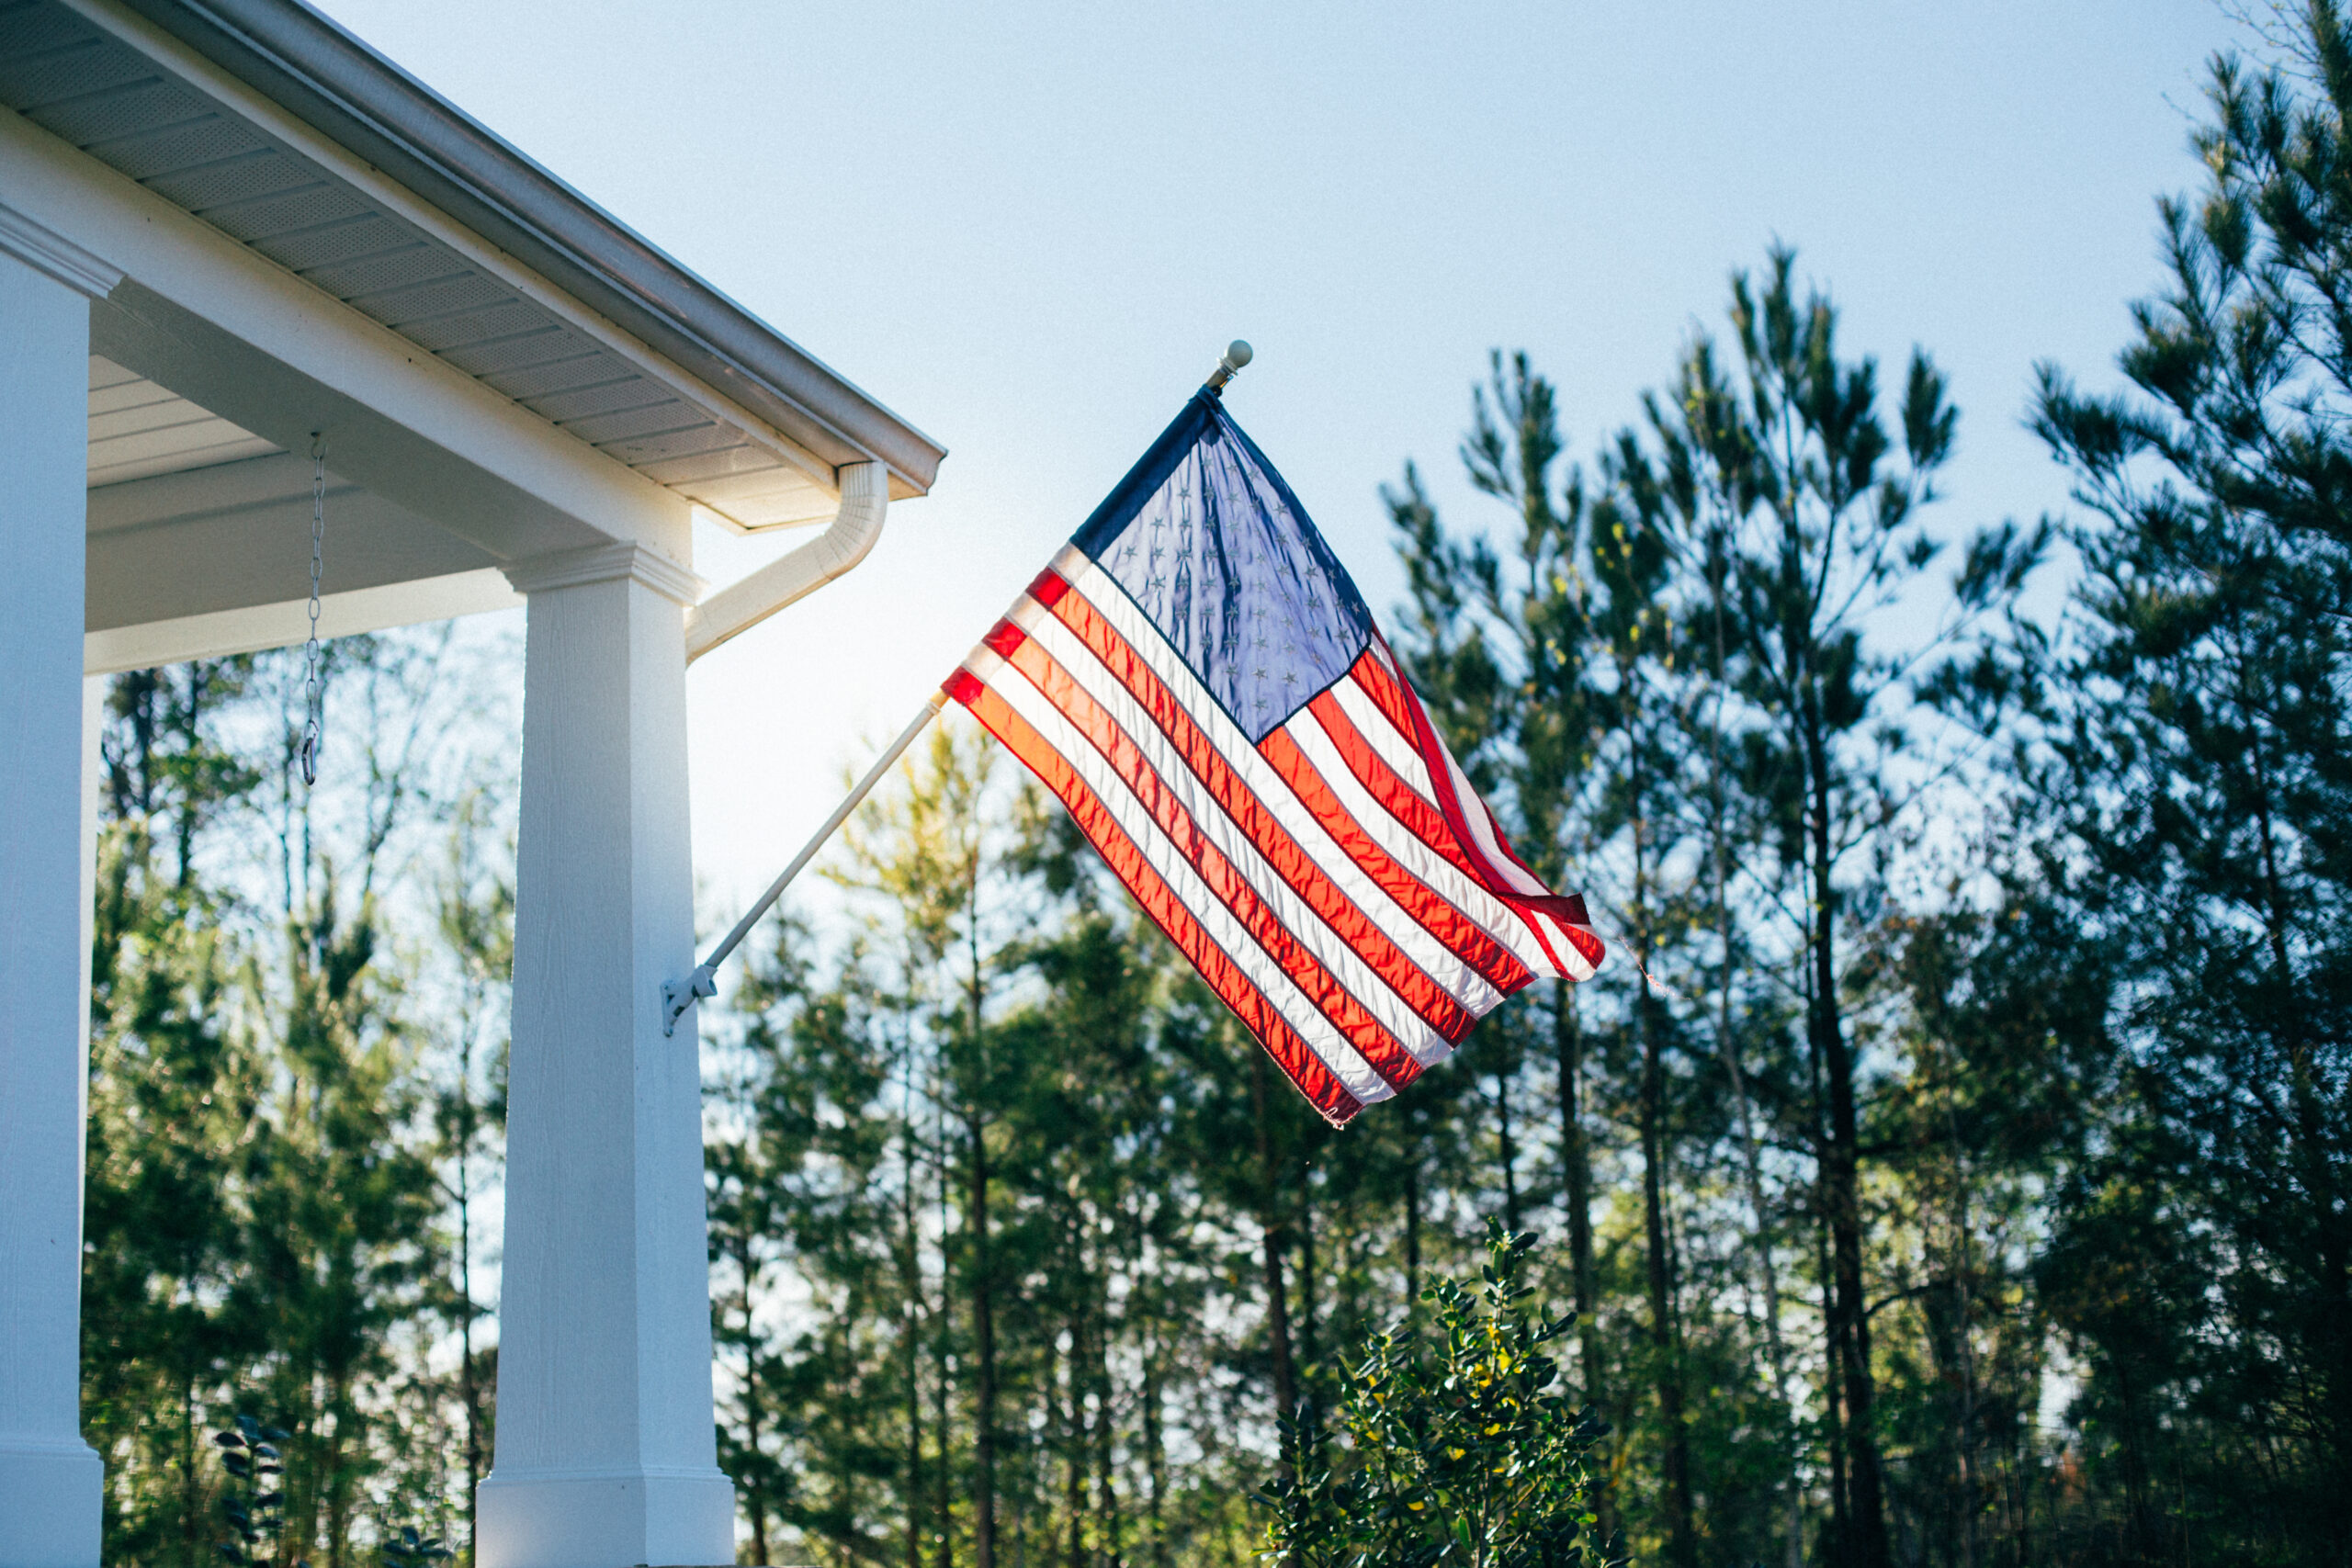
<box><xmin>1818</xmin><ymin>1188</ymin><xmax>1850</xmax><ymax>1562</ymax></box>
<box><xmin>1787</xmin><ymin>662</ymin><xmax>1900</xmax><ymax>1568</ymax></box>
<box><xmin>933</xmin><ymin>1127</ymin><xmax>955</xmax><ymax>1568</ymax></box>
<box><xmin>458</xmin><ymin>1156</ymin><xmax>482</xmax><ymax>1568</ymax></box>
<box><xmin>1628</xmin><ymin>728</ymin><xmax>1697</xmax><ymax>1568</ymax></box>
<box><xmin>1090</xmin><ymin>1306</ymin><xmax>1120</xmax><ymax>1568</ymax></box>
<box><xmin>904</xmin><ymin>1146</ymin><xmax>926</xmax><ymax>1568</ymax></box>
<box><xmin>1555</xmin><ymin>980</ymin><xmax>1604</xmax><ymax>1399</ymax></box>
<box><xmin>1811</xmin><ymin>746</ymin><xmax>1889</xmax><ymax>1568</ymax></box>
<box><xmin>1639</xmin><ymin>982</ymin><xmax>1697</xmax><ymax>1568</ymax></box>
<box><xmin>1495</xmin><ymin>1054</ymin><xmax>1521</xmax><ymax>1234</ymax></box>
<box><xmin>1297</xmin><ymin>1194</ymin><xmax>1317</xmax><ymax>1386</ymax></box>
<box><xmin>1807</xmin><ymin>953</ymin><xmax>1851</xmax><ymax>1565</ymax></box>
<box><xmin>1063</xmin><ymin>1313</ymin><xmax>1087</xmax><ymax>1568</ymax></box>
<box><xmin>906</xmin><ymin>1318</ymin><xmax>924</xmax><ymax>1568</ymax></box>
<box><xmin>181</xmin><ymin>1366</ymin><xmax>199</xmax><ymax>1568</ymax></box>
<box><xmin>1143</xmin><ymin>1329</ymin><xmax>1170</xmax><ymax>1568</ymax></box>
<box><xmin>324</xmin><ymin>1379</ymin><xmax>349</xmax><ymax>1568</ymax></box>
<box><xmin>1720</xmin><ymin>981</ymin><xmax>1804</xmax><ymax>1568</ymax></box>
<box><xmin>1261</xmin><ymin>1222</ymin><xmax>1297</xmax><ymax>1435</ymax></box>
<box><xmin>1710</xmin><ymin>525</ymin><xmax>1805</xmax><ymax>1568</ymax></box>
<box><xmin>1937</xmin><ymin>1073</ymin><xmax>1982</xmax><ymax>1568</ymax></box>
<box><xmin>1403</xmin><ymin>1158</ymin><xmax>1422</xmax><ymax>1309</ymax></box>
<box><xmin>737</xmin><ymin>1226</ymin><xmax>770</xmax><ymax>1568</ymax></box>
<box><xmin>968</xmin><ymin>1112</ymin><xmax>998</xmax><ymax>1568</ymax></box>
<box><xmin>1252</xmin><ymin>1051</ymin><xmax>1299</xmax><ymax>1466</ymax></box>
<box><xmin>1554</xmin><ymin>977</ymin><xmax>1614</xmax><ymax>1548</ymax></box>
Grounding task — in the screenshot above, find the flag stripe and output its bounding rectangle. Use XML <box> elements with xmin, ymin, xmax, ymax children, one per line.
<box><xmin>1348</xmin><ymin>637</ymin><xmax>1425</xmax><ymax>748</ymax></box>
<box><xmin>1035</xmin><ymin>567</ymin><xmax>1524</xmax><ymax>1010</ymax></box>
<box><xmin>991</xmin><ymin>624</ymin><xmax>1428</xmax><ymax>1087</ymax></box>
<box><xmin>1261</xmin><ymin>722</ymin><xmax>1543</xmax><ymax>988</ymax></box>
<box><xmin>951</xmin><ymin>674</ymin><xmax>1366</xmax><ymax>1123</ymax></box>
<box><xmin>1276</xmin><ymin>709</ymin><xmax>1560</xmax><ymax>977</ymax></box>
<box><xmin>1353</xmin><ymin>638</ymin><xmax>1600</xmax><ymax>952</ymax></box>
<box><xmin>1378</xmin><ymin>649</ymin><xmax>1608</xmax><ymax>978</ymax></box>
<box><xmin>1308</xmin><ymin>684</ymin><xmax>1488</xmax><ymax>885</ymax></box>
<box><xmin>974</xmin><ymin>657</ymin><xmax>1398</xmax><ymax>1107</ymax></box>
<box><xmin>1330</xmin><ymin>675</ymin><xmax>1463</xmax><ymax>828</ymax></box>
<box><xmin>1008</xmin><ymin>604</ymin><xmax>1482</xmax><ymax>1046</ymax></box>
<box><xmin>1329</xmin><ymin>657</ymin><xmax>1601</xmax><ymax>977</ymax></box>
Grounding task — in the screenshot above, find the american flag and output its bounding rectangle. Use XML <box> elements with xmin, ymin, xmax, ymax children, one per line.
<box><xmin>945</xmin><ymin>389</ymin><xmax>1602</xmax><ymax>1123</ymax></box>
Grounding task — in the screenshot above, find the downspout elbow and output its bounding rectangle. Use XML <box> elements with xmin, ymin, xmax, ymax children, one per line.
<box><xmin>684</xmin><ymin>459</ymin><xmax>889</xmax><ymax>663</ymax></box>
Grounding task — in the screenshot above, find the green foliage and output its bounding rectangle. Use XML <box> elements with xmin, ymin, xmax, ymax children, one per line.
<box><xmin>2016</xmin><ymin>4</ymin><xmax>2352</xmax><ymax>1555</ymax></box>
<box><xmin>1258</xmin><ymin>1224</ymin><xmax>1609</xmax><ymax>1568</ymax></box>
<box><xmin>85</xmin><ymin>631</ymin><xmax>515</xmax><ymax>1568</ymax></box>
<box><xmin>704</xmin><ymin>728</ymin><xmax>1304</xmax><ymax>1568</ymax></box>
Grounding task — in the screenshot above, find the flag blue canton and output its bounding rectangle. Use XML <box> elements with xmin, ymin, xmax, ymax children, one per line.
<box><xmin>1069</xmin><ymin>394</ymin><xmax>1374</xmax><ymax>742</ymax></box>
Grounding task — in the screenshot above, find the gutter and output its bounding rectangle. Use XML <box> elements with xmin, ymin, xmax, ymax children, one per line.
<box><xmin>685</xmin><ymin>461</ymin><xmax>888</xmax><ymax>664</ymax></box>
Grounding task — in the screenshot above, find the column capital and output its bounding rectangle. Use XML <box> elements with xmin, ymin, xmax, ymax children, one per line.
<box><xmin>502</xmin><ymin>542</ymin><xmax>704</xmax><ymax>605</ymax></box>
<box><xmin>0</xmin><ymin>199</ymin><xmax>121</xmax><ymax>300</ymax></box>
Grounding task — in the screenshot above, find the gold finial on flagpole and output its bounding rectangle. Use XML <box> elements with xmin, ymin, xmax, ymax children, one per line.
<box><xmin>1204</xmin><ymin>339</ymin><xmax>1253</xmax><ymax>395</ymax></box>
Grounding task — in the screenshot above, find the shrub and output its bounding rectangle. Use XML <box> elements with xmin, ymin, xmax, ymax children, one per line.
<box><xmin>1258</xmin><ymin>1222</ymin><xmax>1613</xmax><ymax>1568</ymax></box>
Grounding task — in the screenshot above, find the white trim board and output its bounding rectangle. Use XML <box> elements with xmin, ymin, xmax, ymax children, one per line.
<box><xmin>85</xmin><ymin>567</ymin><xmax>522</xmax><ymax>674</ymax></box>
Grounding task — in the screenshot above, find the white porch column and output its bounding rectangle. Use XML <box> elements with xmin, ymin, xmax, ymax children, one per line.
<box><xmin>0</xmin><ymin>243</ymin><xmax>108</xmax><ymax>1564</ymax></box>
<box><xmin>478</xmin><ymin>545</ymin><xmax>734</xmax><ymax>1568</ymax></box>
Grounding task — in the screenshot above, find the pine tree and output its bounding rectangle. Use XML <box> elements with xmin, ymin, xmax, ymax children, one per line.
<box><xmin>1588</xmin><ymin>428</ymin><xmax>1700</xmax><ymax>1568</ymax></box>
<box><xmin>85</xmin><ymin>661</ymin><xmax>265</xmax><ymax>1568</ymax></box>
<box><xmin>2026</xmin><ymin>2</ymin><xmax>2352</xmax><ymax>1545</ymax></box>
<box><xmin>1700</xmin><ymin>249</ymin><xmax>1958</xmax><ymax>1568</ymax></box>
<box><xmin>1385</xmin><ymin>351</ymin><xmax>1614</xmax><ymax>1461</ymax></box>
<box><xmin>424</xmin><ymin>800</ymin><xmax>511</xmax><ymax>1567</ymax></box>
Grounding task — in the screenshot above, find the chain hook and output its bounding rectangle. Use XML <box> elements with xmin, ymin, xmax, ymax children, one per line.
<box><xmin>300</xmin><ymin>434</ymin><xmax>326</xmax><ymax>787</ymax></box>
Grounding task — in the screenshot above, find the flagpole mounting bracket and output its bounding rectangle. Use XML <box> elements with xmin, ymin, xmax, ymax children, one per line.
<box><xmin>662</xmin><ymin>963</ymin><xmax>718</xmax><ymax>1038</ymax></box>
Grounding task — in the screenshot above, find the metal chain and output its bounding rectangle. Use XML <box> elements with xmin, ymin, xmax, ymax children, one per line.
<box><xmin>300</xmin><ymin>434</ymin><xmax>326</xmax><ymax>786</ymax></box>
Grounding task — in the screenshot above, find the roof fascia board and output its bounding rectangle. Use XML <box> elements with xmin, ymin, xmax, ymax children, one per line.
<box><xmin>95</xmin><ymin>0</ymin><xmax>945</xmax><ymax>495</ymax></box>
<box><xmin>52</xmin><ymin>0</ymin><xmax>843</xmax><ymax>501</ymax></box>
<box><xmin>0</xmin><ymin>103</ymin><xmax>694</xmax><ymax>559</ymax></box>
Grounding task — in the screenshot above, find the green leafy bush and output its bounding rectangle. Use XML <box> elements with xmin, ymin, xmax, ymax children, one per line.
<box><xmin>379</xmin><ymin>1524</ymin><xmax>455</xmax><ymax>1568</ymax></box>
<box><xmin>1258</xmin><ymin>1223</ymin><xmax>1613</xmax><ymax>1568</ymax></box>
<box><xmin>213</xmin><ymin>1409</ymin><xmax>453</xmax><ymax>1568</ymax></box>
<box><xmin>214</xmin><ymin>1414</ymin><xmax>298</xmax><ymax>1568</ymax></box>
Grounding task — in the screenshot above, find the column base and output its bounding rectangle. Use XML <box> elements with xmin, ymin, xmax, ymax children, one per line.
<box><xmin>0</xmin><ymin>1435</ymin><xmax>103</xmax><ymax>1568</ymax></box>
<box><xmin>476</xmin><ymin>1466</ymin><xmax>736</xmax><ymax>1568</ymax></box>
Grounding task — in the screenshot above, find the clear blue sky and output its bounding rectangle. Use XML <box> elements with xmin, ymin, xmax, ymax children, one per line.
<box><xmin>316</xmin><ymin>0</ymin><xmax>2243</xmax><ymax>913</ymax></box>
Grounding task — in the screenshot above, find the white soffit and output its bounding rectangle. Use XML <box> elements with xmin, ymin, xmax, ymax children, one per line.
<box><xmin>87</xmin><ymin>351</ymin><xmax>277</xmax><ymax>485</ymax></box>
<box><xmin>0</xmin><ymin>0</ymin><xmax>930</xmax><ymax>531</ymax></box>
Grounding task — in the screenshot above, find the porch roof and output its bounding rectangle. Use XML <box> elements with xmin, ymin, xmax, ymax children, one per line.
<box><xmin>2</xmin><ymin>0</ymin><xmax>944</xmax><ymax>531</ymax></box>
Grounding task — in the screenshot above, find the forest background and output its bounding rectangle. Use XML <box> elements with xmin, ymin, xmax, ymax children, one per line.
<box><xmin>77</xmin><ymin>6</ymin><xmax>2351</xmax><ymax>1568</ymax></box>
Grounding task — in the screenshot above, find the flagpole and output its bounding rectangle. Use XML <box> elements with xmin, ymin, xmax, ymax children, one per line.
<box><xmin>662</xmin><ymin>689</ymin><xmax>948</xmax><ymax>1035</ymax></box>
<box><xmin>665</xmin><ymin>339</ymin><xmax>1253</xmax><ymax>1037</ymax></box>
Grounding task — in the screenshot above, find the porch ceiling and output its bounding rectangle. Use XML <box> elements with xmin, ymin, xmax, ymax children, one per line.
<box><xmin>81</xmin><ymin>356</ymin><xmax>503</xmax><ymax>641</ymax></box>
<box><xmin>87</xmin><ymin>353</ymin><xmax>275</xmax><ymax>485</ymax></box>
